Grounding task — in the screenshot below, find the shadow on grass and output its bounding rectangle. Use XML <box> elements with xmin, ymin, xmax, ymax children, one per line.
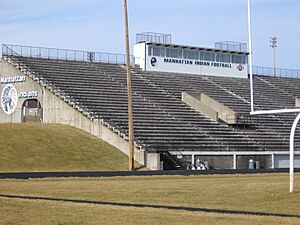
<box><xmin>0</xmin><ymin>194</ymin><xmax>299</xmax><ymax>219</ymax></box>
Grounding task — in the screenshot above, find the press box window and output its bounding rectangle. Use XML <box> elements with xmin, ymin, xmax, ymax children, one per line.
<box><xmin>166</xmin><ymin>48</ymin><xmax>171</xmax><ymax>57</ymax></box>
<box><xmin>182</xmin><ymin>50</ymin><xmax>198</xmax><ymax>60</ymax></box>
<box><xmin>153</xmin><ymin>47</ymin><xmax>161</xmax><ymax>57</ymax></box>
<box><xmin>199</xmin><ymin>51</ymin><xmax>204</xmax><ymax>60</ymax></box>
<box><xmin>183</xmin><ymin>50</ymin><xmax>188</xmax><ymax>59</ymax></box>
<box><xmin>171</xmin><ymin>49</ymin><xmax>181</xmax><ymax>58</ymax></box>
<box><xmin>148</xmin><ymin>47</ymin><xmax>153</xmax><ymax>56</ymax></box>
<box><xmin>203</xmin><ymin>52</ymin><xmax>213</xmax><ymax>61</ymax></box>
<box><xmin>160</xmin><ymin>48</ymin><xmax>166</xmax><ymax>57</ymax></box>
<box><xmin>188</xmin><ymin>51</ymin><xmax>198</xmax><ymax>60</ymax></box>
<box><xmin>216</xmin><ymin>53</ymin><xmax>220</xmax><ymax>62</ymax></box>
<box><xmin>242</xmin><ymin>56</ymin><xmax>248</xmax><ymax>64</ymax></box>
<box><xmin>178</xmin><ymin>50</ymin><xmax>183</xmax><ymax>58</ymax></box>
<box><xmin>170</xmin><ymin>49</ymin><xmax>176</xmax><ymax>58</ymax></box>
<box><xmin>232</xmin><ymin>55</ymin><xmax>242</xmax><ymax>64</ymax></box>
<box><xmin>219</xmin><ymin>53</ymin><xmax>231</xmax><ymax>63</ymax></box>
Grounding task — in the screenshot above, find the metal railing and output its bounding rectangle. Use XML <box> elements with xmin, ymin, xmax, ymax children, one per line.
<box><xmin>252</xmin><ymin>66</ymin><xmax>300</xmax><ymax>78</ymax></box>
<box><xmin>215</xmin><ymin>41</ymin><xmax>247</xmax><ymax>52</ymax></box>
<box><xmin>2</xmin><ymin>44</ymin><xmax>139</xmax><ymax>65</ymax></box>
<box><xmin>225</xmin><ymin>113</ymin><xmax>260</xmax><ymax>126</ymax></box>
<box><xmin>136</xmin><ymin>32</ymin><xmax>172</xmax><ymax>44</ymax></box>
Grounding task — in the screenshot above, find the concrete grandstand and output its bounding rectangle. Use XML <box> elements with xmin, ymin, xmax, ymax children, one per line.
<box><xmin>1</xmin><ymin>36</ymin><xmax>300</xmax><ymax>170</ymax></box>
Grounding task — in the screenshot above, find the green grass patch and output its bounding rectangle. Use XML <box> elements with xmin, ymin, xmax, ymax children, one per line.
<box><xmin>1</xmin><ymin>198</ymin><xmax>299</xmax><ymax>225</ymax></box>
<box><xmin>0</xmin><ymin>173</ymin><xmax>299</xmax><ymax>215</ymax></box>
<box><xmin>0</xmin><ymin>173</ymin><xmax>299</xmax><ymax>225</ymax></box>
<box><xmin>0</xmin><ymin>123</ymin><xmax>129</xmax><ymax>172</ymax></box>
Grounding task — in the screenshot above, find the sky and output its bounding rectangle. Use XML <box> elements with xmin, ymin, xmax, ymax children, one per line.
<box><xmin>0</xmin><ymin>0</ymin><xmax>299</xmax><ymax>69</ymax></box>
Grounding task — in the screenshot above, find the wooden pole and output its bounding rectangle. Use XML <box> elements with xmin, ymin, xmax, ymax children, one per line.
<box><xmin>123</xmin><ymin>0</ymin><xmax>134</xmax><ymax>171</ymax></box>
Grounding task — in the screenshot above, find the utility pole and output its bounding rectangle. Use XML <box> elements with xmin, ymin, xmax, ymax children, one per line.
<box><xmin>123</xmin><ymin>0</ymin><xmax>134</xmax><ymax>171</ymax></box>
<box><xmin>270</xmin><ymin>37</ymin><xmax>278</xmax><ymax>76</ymax></box>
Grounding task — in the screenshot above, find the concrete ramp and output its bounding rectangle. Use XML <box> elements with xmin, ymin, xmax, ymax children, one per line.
<box><xmin>182</xmin><ymin>92</ymin><xmax>237</xmax><ymax>124</ymax></box>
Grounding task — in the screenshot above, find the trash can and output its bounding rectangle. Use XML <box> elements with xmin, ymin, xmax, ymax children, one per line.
<box><xmin>196</xmin><ymin>159</ymin><xmax>201</xmax><ymax>170</ymax></box>
<box><xmin>255</xmin><ymin>161</ymin><xmax>260</xmax><ymax>169</ymax></box>
<box><xmin>248</xmin><ymin>159</ymin><xmax>255</xmax><ymax>169</ymax></box>
<box><xmin>160</xmin><ymin>161</ymin><xmax>164</xmax><ymax>171</ymax></box>
<box><xmin>204</xmin><ymin>161</ymin><xmax>210</xmax><ymax>170</ymax></box>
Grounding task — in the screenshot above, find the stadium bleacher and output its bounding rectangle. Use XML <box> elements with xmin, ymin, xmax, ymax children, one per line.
<box><xmin>2</xmin><ymin>53</ymin><xmax>300</xmax><ymax>170</ymax></box>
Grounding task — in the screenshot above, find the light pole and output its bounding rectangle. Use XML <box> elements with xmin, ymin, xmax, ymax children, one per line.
<box><xmin>270</xmin><ymin>37</ymin><xmax>278</xmax><ymax>76</ymax></box>
<box><xmin>123</xmin><ymin>0</ymin><xmax>134</xmax><ymax>171</ymax></box>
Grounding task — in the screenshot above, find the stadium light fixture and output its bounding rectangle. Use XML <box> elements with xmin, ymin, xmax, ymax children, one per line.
<box><xmin>247</xmin><ymin>0</ymin><xmax>297</xmax><ymax>193</ymax></box>
<box><xmin>270</xmin><ymin>36</ymin><xmax>278</xmax><ymax>76</ymax></box>
<box><xmin>123</xmin><ymin>0</ymin><xmax>134</xmax><ymax>171</ymax></box>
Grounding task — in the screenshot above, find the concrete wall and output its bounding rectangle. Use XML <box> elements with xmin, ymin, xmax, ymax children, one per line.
<box><xmin>0</xmin><ymin>59</ymin><xmax>43</xmax><ymax>123</ymax></box>
<box><xmin>133</xmin><ymin>43</ymin><xmax>146</xmax><ymax>70</ymax></box>
<box><xmin>274</xmin><ymin>154</ymin><xmax>300</xmax><ymax>168</ymax></box>
<box><xmin>147</xmin><ymin>153</ymin><xmax>161</xmax><ymax>170</ymax></box>
<box><xmin>295</xmin><ymin>98</ymin><xmax>300</xmax><ymax>107</ymax></box>
<box><xmin>0</xmin><ymin>59</ymin><xmax>160</xmax><ymax>170</ymax></box>
<box><xmin>201</xmin><ymin>93</ymin><xmax>236</xmax><ymax>124</ymax></box>
<box><xmin>195</xmin><ymin>155</ymin><xmax>233</xmax><ymax>169</ymax></box>
<box><xmin>236</xmin><ymin>155</ymin><xmax>271</xmax><ymax>169</ymax></box>
<box><xmin>182</xmin><ymin>92</ymin><xmax>218</xmax><ymax>121</ymax></box>
<box><xmin>182</xmin><ymin>92</ymin><xmax>236</xmax><ymax>124</ymax></box>
<box><xmin>136</xmin><ymin>44</ymin><xmax>248</xmax><ymax>78</ymax></box>
<box><xmin>42</xmin><ymin>86</ymin><xmax>148</xmax><ymax>167</ymax></box>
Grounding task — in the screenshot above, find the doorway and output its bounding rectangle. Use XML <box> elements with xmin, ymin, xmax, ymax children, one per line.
<box><xmin>22</xmin><ymin>99</ymin><xmax>43</xmax><ymax>123</ymax></box>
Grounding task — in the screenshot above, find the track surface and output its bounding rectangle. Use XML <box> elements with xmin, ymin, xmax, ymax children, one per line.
<box><xmin>0</xmin><ymin>194</ymin><xmax>299</xmax><ymax>219</ymax></box>
<box><xmin>0</xmin><ymin>168</ymin><xmax>299</xmax><ymax>179</ymax></box>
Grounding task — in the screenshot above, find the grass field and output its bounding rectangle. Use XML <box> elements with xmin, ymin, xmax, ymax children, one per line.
<box><xmin>0</xmin><ymin>123</ymin><xmax>130</xmax><ymax>172</ymax></box>
<box><xmin>1</xmin><ymin>173</ymin><xmax>299</xmax><ymax>225</ymax></box>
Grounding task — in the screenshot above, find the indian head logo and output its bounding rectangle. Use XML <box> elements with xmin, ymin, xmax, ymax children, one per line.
<box><xmin>237</xmin><ymin>64</ymin><xmax>245</xmax><ymax>72</ymax></box>
<box><xmin>1</xmin><ymin>84</ymin><xmax>18</xmax><ymax>115</ymax></box>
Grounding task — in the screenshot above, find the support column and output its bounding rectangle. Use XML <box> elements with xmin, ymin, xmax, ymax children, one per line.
<box><xmin>147</xmin><ymin>153</ymin><xmax>161</xmax><ymax>170</ymax></box>
<box><xmin>271</xmin><ymin>153</ymin><xmax>275</xmax><ymax>169</ymax></box>
<box><xmin>233</xmin><ymin>154</ymin><xmax>237</xmax><ymax>169</ymax></box>
<box><xmin>191</xmin><ymin>154</ymin><xmax>195</xmax><ymax>167</ymax></box>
